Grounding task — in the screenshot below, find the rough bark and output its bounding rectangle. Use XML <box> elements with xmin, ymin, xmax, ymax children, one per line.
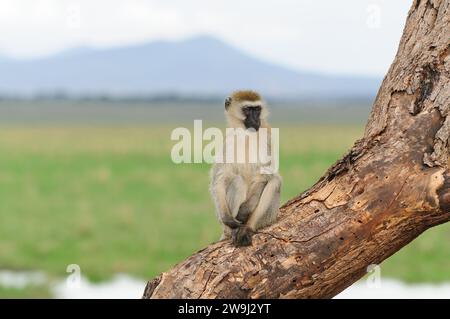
<box><xmin>143</xmin><ymin>0</ymin><xmax>450</xmax><ymax>299</ymax></box>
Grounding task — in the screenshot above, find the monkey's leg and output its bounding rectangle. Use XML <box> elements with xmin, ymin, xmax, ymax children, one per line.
<box><xmin>212</xmin><ymin>178</ymin><xmax>243</xmax><ymax>234</ymax></box>
<box><xmin>235</xmin><ymin>181</ymin><xmax>267</xmax><ymax>223</ymax></box>
<box><xmin>247</xmin><ymin>175</ymin><xmax>281</xmax><ymax>231</ymax></box>
<box><xmin>226</xmin><ymin>175</ymin><xmax>248</xmax><ymax>218</ymax></box>
<box><xmin>219</xmin><ymin>175</ymin><xmax>247</xmax><ymax>240</ymax></box>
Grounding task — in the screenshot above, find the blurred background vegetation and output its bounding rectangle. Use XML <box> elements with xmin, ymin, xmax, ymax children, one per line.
<box><xmin>0</xmin><ymin>98</ymin><xmax>448</xmax><ymax>298</ymax></box>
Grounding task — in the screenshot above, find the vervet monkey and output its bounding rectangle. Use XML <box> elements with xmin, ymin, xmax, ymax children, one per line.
<box><xmin>210</xmin><ymin>90</ymin><xmax>282</xmax><ymax>247</ymax></box>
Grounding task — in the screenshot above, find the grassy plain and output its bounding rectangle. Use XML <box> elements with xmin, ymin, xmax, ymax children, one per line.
<box><xmin>0</xmin><ymin>101</ymin><xmax>448</xmax><ymax>297</ymax></box>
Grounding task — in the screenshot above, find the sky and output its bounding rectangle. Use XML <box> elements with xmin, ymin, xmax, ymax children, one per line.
<box><xmin>0</xmin><ymin>0</ymin><xmax>412</xmax><ymax>77</ymax></box>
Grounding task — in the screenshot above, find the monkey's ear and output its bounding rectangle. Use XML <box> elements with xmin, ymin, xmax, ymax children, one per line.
<box><xmin>224</xmin><ymin>97</ymin><xmax>232</xmax><ymax>110</ymax></box>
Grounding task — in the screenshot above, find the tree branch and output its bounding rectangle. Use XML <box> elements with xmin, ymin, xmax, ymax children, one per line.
<box><xmin>143</xmin><ymin>0</ymin><xmax>450</xmax><ymax>299</ymax></box>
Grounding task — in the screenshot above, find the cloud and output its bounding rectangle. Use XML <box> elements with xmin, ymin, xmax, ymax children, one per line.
<box><xmin>0</xmin><ymin>0</ymin><xmax>411</xmax><ymax>76</ymax></box>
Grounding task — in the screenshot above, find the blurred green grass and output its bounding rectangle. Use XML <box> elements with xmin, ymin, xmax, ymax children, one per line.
<box><xmin>0</xmin><ymin>285</ymin><xmax>51</xmax><ymax>299</ymax></box>
<box><xmin>0</xmin><ymin>124</ymin><xmax>448</xmax><ymax>298</ymax></box>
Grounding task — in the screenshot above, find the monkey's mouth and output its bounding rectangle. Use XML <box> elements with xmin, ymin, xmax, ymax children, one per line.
<box><xmin>244</xmin><ymin>117</ymin><xmax>261</xmax><ymax>131</ymax></box>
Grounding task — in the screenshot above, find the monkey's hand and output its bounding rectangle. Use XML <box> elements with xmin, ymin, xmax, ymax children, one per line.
<box><xmin>236</xmin><ymin>203</ymin><xmax>252</xmax><ymax>224</ymax></box>
<box><xmin>221</xmin><ymin>214</ymin><xmax>242</xmax><ymax>229</ymax></box>
<box><xmin>232</xmin><ymin>225</ymin><xmax>253</xmax><ymax>247</ymax></box>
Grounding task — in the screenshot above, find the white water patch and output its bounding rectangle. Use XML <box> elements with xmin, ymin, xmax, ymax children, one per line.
<box><xmin>52</xmin><ymin>276</ymin><xmax>450</xmax><ymax>299</ymax></box>
<box><xmin>52</xmin><ymin>274</ymin><xmax>146</xmax><ymax>299</ymax></box>
<box><xmin>0</xmin><ymin>270</ymin><xmax>47</xmax><ymax>289</ymax></box>
<box><xmin>336</xmin><ymin>279</ymin><xmax>450</xmax><ymax>299</ymax></box>
<box><xmin>1</xmin><ymin>269</ymin><xmax>450</xmax><ymax>298</ymax></box>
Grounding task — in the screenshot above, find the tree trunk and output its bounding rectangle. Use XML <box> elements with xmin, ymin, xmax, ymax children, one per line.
<box><xmin>143</xmin><ymin>0</ymin><xmax>450</xmax><ymax>299</ymax></box>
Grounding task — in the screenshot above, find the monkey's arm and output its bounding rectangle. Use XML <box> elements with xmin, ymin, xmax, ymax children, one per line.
<box><xmin>235</xmin><ymin>181</ymin><xmax>267</xmax><ymax>223</ymax></box>
<box><xmin>232</xmin><ymin>176</ymin><xmax>280</xmax><ymax>247</ymax></box>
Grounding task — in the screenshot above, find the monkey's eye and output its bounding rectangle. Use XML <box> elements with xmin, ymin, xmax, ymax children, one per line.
<box><xmin>243</xmin><ymin>106</ymin><xmax>262</xmax><ymax>114</ymax></box>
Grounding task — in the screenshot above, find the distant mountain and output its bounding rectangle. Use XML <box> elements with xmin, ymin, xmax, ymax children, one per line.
<box><xmin>0</xmin><ymin>35</ymin><xmax>381</xmax><ymax>98</ymax></box>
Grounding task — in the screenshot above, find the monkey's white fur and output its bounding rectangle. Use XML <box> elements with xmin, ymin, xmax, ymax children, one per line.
<box><xmin>210</xmin><ymin>91</ymin><xmax>281</xmax><ymax>246</ymax></box>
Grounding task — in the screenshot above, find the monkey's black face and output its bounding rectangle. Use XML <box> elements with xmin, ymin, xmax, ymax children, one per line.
<box><xmin>243</xmin><ymin>106</ymin><xmax>261</xmax><ymax>131</ymax></box>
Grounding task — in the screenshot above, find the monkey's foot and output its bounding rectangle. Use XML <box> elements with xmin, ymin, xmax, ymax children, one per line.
<box><xmin>232</xmin><ymin>226</ymin><xmax>253</xmax><ymax>247</ymax></box>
